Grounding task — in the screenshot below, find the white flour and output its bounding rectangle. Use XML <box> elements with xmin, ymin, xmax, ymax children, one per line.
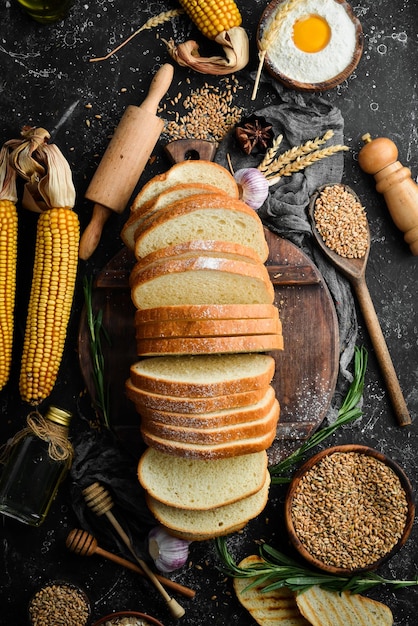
<box><xmin>265</xmin><ymin>0</ymin><xmax>357</xmax><ymax>83</ymax></box>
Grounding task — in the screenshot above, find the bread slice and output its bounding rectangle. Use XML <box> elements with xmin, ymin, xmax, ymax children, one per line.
<box><xmin>136</xmin><ymin>316</ymin><xmax>281</xmax><ymax>339</ymax></box>
<box><xmin>129</xmin><ymin>354</ymin><xmax>275</xmax><ymax>397</ymax></box>
<box><xmin>133</xmin><ymin>194</ymin><xmax>269</xmax><ymax>261</ymax></box>
<box><xmin>136</xmin><ymin>333</ymin><xmax>284</xmax><ymax>356</ymax></box>
<box><xmin>134</xmin><ymin>303</ymin><xmax>279</xmax><ymax>323</ymax></box>
<box><xmin>140</xmin><ymin>417</ymin><xmax>278</xmax><ymax>458</ymax></box>
<box><xmin>139</xmin><ymin>385</ymin><xmax>277</xmax><ymax>428</ymax></box>
<box><xmin>296</xmin><ymin>587</ymin><xmax>394</xmax><ymax>626</ymax></box>
<box><xmin>130</xmin><ymin>257</ymin><xmax>274</xmax><ymax>309</ymax></box>
<box><xmin>133</xmin><ymin>239</ymin><xmax>263</xmax><ymax>268</ymax></box>
<box><xmin>125</xmin><ymin>379</ymin><xmax>270</xmax><ymax>414</ymax></box>
<box><xmin>138</xmin><ymin>448</ymin><xmax>268</xmax><ymax>510</ymax></box>
<box><xmin>147</xmin><ymin>473</ymin><xmax>271</xmax><ymax>540</ymax></box>
<box><xmin>121</xmin><ymin>184</ymin><xmax>222</xmax><ymax>251</ymax></box>
<box><xmin>141</xmin><ymin>398</ymin><xmax>280</xmax><ymax>445</ymax></box>
<box><xmin>234</xmin><ymin>555</ymin><xmax>310</xmax><ymax>626</ymax></box>
<box><xmin>130</xmin><ymin>160</ymin><xmax>239</xmax><ymax>213</ymax></box>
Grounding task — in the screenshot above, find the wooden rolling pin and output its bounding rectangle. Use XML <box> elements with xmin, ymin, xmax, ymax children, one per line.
<box><xmin>66</xmin><ymin>528</ymin><xmax>195</xmax><ymax>599</ymax></box>
<box><xmin>79</xmin><ymin>63</ymin><xmax>174</xmax><ymax>260</ymax></box>
<box><xmin>358</xmin><ymin>133</ymin><xmax>418</xmax><ymax>255</ymax></box>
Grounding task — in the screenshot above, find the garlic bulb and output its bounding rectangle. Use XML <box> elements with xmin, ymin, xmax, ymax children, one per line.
<box><xmin>148</xmin><ymin>526</ymin><xmax>190</xmax><ymax>573</ymax></box>
<box><xmin>234</xmin><ymin>168</ymin><xmax>269</xmax><ymax>210</ymax></box>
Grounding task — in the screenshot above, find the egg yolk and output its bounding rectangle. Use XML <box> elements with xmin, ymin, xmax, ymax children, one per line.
<box><xmin>292</xmin><ymin>14</ymin><xmax>331</xmax><ymax>53</ymax></box>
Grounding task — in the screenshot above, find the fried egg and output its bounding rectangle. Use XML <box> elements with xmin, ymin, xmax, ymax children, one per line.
<box><xmin>263</xmin><ymin>0</ymin><xmax>359</xmax><ymax>85</ymax></box>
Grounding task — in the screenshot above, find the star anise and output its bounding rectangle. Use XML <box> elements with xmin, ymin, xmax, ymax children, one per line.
<box><xmin>235</xmin><ymin>115</ymin><xmax>274</xmax><ymax>155</ymax></box>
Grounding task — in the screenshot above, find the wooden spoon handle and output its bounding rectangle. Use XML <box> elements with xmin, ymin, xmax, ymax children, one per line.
<box><xmin>353</xmin><ymin>278</ymin><xmax>411</xmax><ymax>426</ymax></box>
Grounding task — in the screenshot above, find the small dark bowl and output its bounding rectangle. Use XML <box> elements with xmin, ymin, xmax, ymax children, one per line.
<box><xmin>28</xmin><ymin>580</ymin><xmax>90</xmax><ymax>626</ymax></box>
<box><xmin>285</xmin><ymin>445</ymin><xmax>415</xmax><ymax>575</ymax></box>
<box><xmin>257</xmin><ymin>0</ymin><xmax>364</xmax><ymax>92</ymax></box>
<box><xmin>92</xmin><ymin>610</ymin><xmax>164</xmax><ymax>626</ymax></box>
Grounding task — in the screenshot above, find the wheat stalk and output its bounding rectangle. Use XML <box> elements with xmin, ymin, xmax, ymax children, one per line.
<box><xmin>265</xmin><ymin>144</ymin><xmax>349</xmax><ymax>186</ymax></box>
<box><xmin>252</xmin><ymin>0</ymin><xmax>303</xmax><ymax>99</ymax></box>
<box><xmin>258</xmin><ymin>134</ymin><xmax>284</xmax><ymax>170</ymax></box>
<box><xmin>90</xmin><ymin>9</ymin><xmax>184</xmax><ymax>62</ymax></box>
<box><xmin>259</xmin><ymin>130</ymin><xmax>335</xmax><ymax>175</ymax></box>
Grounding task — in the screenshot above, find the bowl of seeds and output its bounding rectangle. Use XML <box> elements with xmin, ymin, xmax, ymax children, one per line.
<box><xmin>92</xmin><ymin>610</ymin><xmax>165</xmax><ymax>626</ymax></box>
<box><xmin>285</xmin><ymin>445</ymin><xmax>415</xmax><ymax>574</ymax></box>
<box><xmin>28</xmin><ymin>580</ymin><xmax>90</xmax><ymax>626</ymax></box>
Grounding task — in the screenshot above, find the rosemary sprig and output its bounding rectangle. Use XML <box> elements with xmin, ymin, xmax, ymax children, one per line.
<box><xmin>216</xmin><ymin>539</ymin><xmax>418</xmax><ymax>594</ymax></box>
<box><xmin>269</xmin><ymin>345</ymin><xmax>368</xmax><ymax>484</ymax></box>
<box><xmin>83</xmin><ymin>276</ymin><xmax>111</xmax><ymax>428</ymax></box>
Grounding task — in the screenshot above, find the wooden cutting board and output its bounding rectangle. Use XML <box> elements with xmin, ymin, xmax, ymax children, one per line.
<box><xmin>78</xmin><ymin>228</ymin><xmax>339</xmax><ymax>464</ymax></box>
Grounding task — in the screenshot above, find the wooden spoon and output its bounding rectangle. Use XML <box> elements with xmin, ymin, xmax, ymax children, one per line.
<box><xmin>309</xmin><ymin>184</ymin><xmax>411</xmax><ymax>427</ymax></box>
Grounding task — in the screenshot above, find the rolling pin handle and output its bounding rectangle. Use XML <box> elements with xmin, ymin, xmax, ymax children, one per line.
<box><xmin>141</xmin><ymin>63</ymin><xmax>174</xmax><ymax>115</ymax></box>
<box><xmin>78</xmin><ymin>203</ymin><xmax>112</xmax><ymax>260</ymax></box>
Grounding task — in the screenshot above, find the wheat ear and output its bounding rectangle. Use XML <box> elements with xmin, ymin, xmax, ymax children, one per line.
<box><xmin>90</xmin><ymin>9</ymin><xmax>184</xmax><ymax>62</ymax></box>
<box><xmin>259</xmin><ymin>130</ymin><xmax>335</xmax><ymax>176</ymax></box>
<box><xmin>265</xmin><ymin>144</ymin><xmax>349</xmax><ymax>186</ymax></box>
<box><xmin>252</xmin><ymin>0</ymin><xmax>303</xmax><ymax>100</ymax></box>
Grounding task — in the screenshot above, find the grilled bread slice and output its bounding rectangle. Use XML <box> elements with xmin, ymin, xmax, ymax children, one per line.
<box><xmin>234</xmin><ymin>555</ymin><xmax>310</xmax><ymax>626</ymax></box>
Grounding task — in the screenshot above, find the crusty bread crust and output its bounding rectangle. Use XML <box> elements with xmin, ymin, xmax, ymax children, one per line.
<box><xmin>129</xmin><ymin>354</ymin><xmax>276</xmax><ymax>397</ymax></box>
<box><xmin>136</xmin><ymin>316</ymin><xmax>282</xmax><ymax>339</ymax></box>
<box><xmin>134</xmin><ymin>303</ymin><xmax>279</xmax><ymax>323</ymax></box>
<box><xmin>138</xmin><ymin>386</ymin><xmax>277</xmax><ymax>428</ymax></box>
<box><xmin>136</xmin><ymin>333</ymin><xmax>284</xmax><ymax>356</ymax></box>
<box><xmin>133</xmin><ymin>239</ymin><xmax>262</xmax><ymax>268</ymax></box>
<box><xmin>141</xmin><ymin>423</ymin><xmax>277</xmax><ymax>459</ymax></box>
<box><xmin>141</xmin><ymin>399</ymin><xmax>280</xmax><ymax>445</ymax></box>
<box><xmin>125</xmin><ymin>379</ymin><xmax>270</xmax><ymax>413</ymax></box>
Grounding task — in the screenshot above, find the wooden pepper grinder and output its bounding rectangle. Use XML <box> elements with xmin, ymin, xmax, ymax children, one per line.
<box><xmin>358</xmin><ymin>133</ymin><xmax>418</xmax><ymax>255</ymax></box>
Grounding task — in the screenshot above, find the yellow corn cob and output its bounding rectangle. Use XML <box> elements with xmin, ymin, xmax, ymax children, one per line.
<box><xmin>19</xmin><ymin>207</ymin><xmax>80</xmax><ymax>405</ymax></box>
<box><xmin>0</xmin><ymin>199</ymin><xmax>18</xmax><ymax>391</ymax></box>
<box><xmin>178</xmin><ymin>0</ymin><xmax>242</xmax><ymax>40</ymax></box>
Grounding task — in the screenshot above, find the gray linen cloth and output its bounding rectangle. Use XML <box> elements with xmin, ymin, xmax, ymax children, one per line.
<box><xmin>215</xmin><ymin>85</ymin><xmax>358</xmax><ymax>422</ymax></box>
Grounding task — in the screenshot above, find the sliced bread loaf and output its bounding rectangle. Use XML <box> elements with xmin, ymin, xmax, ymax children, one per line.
<box><xmin>125</xmin><ymin>378</ymin><xmax>270</xmax><ymax>414</ymax></box>
<box><xmin>130</xmin><ymin>160</ymin><xmax>239</xmax><ymax>213</ymax></box>
<box><xmin>134</xmin><ymin>303</ymin><xmax>279</xmax><ymax>323</ymax></box>
<box><xmin>140</xmin><ymin>421</ymin><xmax>277</xmax><ymax>459</ymax></box>
<box><xmin>122</xmin><ymin>184</ymin><xmax>221</xmax><ymax>251</ymax></box>
<box><xmin>135</xmin><ymin>316</ymin><xmax>281</xmax><ymax>339</ymax></box>
<box><xmin>137</xmin><ymin>448</ymin><xmax>268</xmax><ymax>510</ymax></box>
<box><xmin>136</xmin><ymin>333</ymin><xmax>284</xmax><ymax>356</ymax></box>
<box><xmin>141</xmin><ymin>398</ymin><xmax>280</xmax><ymax>445</ymax></box>
<box><xmin>146</xmin><ymin>473</ymin><xmax>271</xmax><ymax>540</ymax></box>
<box><xmin>138</xmin><ymin>385</ymin><xmax>277</xmax><ymax>428</ymax></box>
<box><xmin>130</xmin><ymin>257</ymin><xmax>274</xmax><ymax>309</ymax></box>
<box><xmin>133</xmin><ymin>239</ymin><xmax>263</xmax><ymax>267</ymax></box>
<box><xmin>133</xmin><ymin>194</ymin><xmax>269</xmax><ymax>261</ymax></box>
<box><xmin>129</xmin><ymin>354</ymin><xmax>275</xmax><ymax>397</ymax></box>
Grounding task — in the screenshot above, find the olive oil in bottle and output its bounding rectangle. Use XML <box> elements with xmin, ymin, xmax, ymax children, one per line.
<box><xmin>0</xmin><ymin>405</ymin><xmax>73</xmax><ymax>526</ymax></box>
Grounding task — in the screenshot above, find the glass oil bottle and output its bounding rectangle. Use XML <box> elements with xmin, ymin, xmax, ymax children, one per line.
<box><xmin>0</xmin><ymin>405</ymin><xmax>73</xmax><ymax>526</ymax></box>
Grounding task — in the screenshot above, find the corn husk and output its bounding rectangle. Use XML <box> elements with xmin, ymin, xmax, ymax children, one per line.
<box><xmin>165</xmin><ymin>26</ymin><xmax>249</xmax><ymax>75</ymax></box>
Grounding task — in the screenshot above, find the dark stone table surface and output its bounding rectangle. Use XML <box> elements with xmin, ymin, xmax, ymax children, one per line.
<box><xmin>0</xmin><ymin>1</ymin><xmax>417</xmax><ymax>624</ymax></box>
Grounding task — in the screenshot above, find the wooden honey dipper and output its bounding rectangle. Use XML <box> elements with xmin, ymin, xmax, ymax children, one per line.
<box><xmin>358</xmin><ymin>133</ymin><xmax>418</xmax><ymax>255</ymax></box>
<box><xmin>65</xmin><ymin>528</ymin><xmax>195</xmax><ymax>599</ymax></box>
<box><xmin>82</xmin><ymin>482</ymin><xmax>185</xmax><ymax>619</ymax></box>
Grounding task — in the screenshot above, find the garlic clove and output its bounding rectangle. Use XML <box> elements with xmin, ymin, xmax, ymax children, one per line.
<box><xmin>234</xmin><ymin>167</ymin><xmax>269</xmax><ymax>210</ymax></box>
<box><xmin>148</xmin><ymin>525</ymin><xmax>190</xmax><ymax>573</ymax></box>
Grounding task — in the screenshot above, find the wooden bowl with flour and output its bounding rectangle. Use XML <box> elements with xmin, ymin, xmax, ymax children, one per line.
<box><xmin>257</xmin><ymin>0</ymin><xmax>364</xmax><ymax>92</ymax></box>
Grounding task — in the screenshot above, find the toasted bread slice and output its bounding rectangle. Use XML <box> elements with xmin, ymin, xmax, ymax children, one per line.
<box><xmin>234</xmin><ymin>555</ymin><xmax>310</xmax><ymax>626</ymax></box>
<box><xmin>296</xmin><ymin>586</ymin><xmax>393</xmax><ymax>626</ymax></box>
